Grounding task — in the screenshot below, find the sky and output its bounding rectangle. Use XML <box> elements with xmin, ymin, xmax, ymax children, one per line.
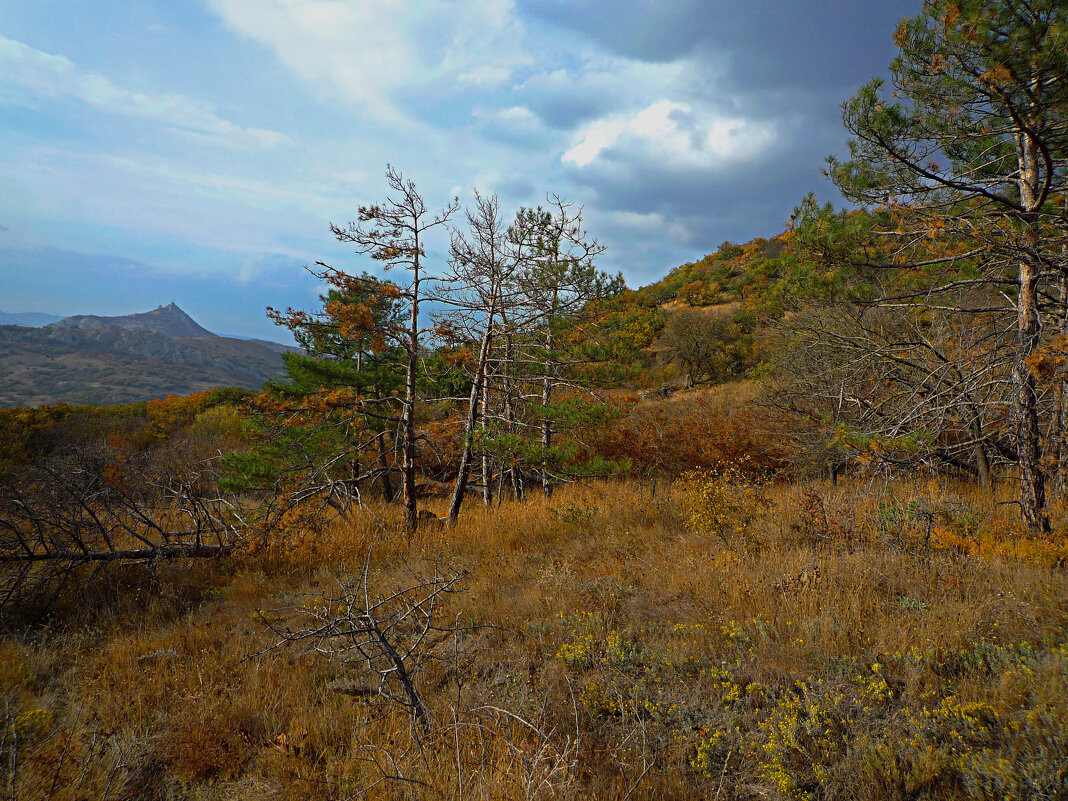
<box><xmin>0</xmin><ymin>0</ymin><xmax>921</xmax><ymax>343</ymax></box>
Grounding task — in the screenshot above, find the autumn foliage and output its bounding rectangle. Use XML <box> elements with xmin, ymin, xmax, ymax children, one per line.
<box><xmin>3</xmin><ymin>5</ymin><xmax>1068</xmax><ymax>796</ymax></box>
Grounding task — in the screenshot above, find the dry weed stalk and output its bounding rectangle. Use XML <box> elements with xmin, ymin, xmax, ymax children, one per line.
<box><xmin>259</xmin><ymin>550</ymin><xmax>464</xmax><ymax>735</ymax></box>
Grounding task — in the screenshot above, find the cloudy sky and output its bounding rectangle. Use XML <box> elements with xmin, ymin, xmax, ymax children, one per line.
<box><xmin>0</xmin><ymin>0</ymin><xmax>920</xmax><ymax>342</ymax></box>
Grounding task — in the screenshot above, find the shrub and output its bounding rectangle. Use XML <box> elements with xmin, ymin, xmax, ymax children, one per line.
<box><xmin>678</xmin><ymin>463</ymin><xmax>772</xmax><ymax>547</ymax></box>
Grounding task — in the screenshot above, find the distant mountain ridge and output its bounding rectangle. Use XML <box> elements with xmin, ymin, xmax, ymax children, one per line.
<box><xmin>0</xmin><ymin>303</ymin><xmax>294</xmax><ymax>408</ymax></box>
<box><xmin>49</xmin><ymin>302</ymin><xmax>214</xmax><ymax>338</ymax></box>
<box><xmin>0</xmin><ymin>310</ymin><xmax>63</xmax><ymax>327</ymax></box>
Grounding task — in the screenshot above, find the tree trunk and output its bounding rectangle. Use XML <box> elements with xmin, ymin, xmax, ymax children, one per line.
<box><xmin>974</xmin><ymin>443</ymin><xmax>992</xmax><ymax>492</ymax></box>
<box><xmin>966</xmin><ymin>412</ymin><xmax>992</xmax><ymax>492</ymax></box>
<box><xmin>502</xmin><ymin>330</ymin><xmax>524</xmax><ymax>501</ymax></box>
<box><xmin>403</xmin><ymin>241</ymin><xmax>420</xmax><ymax>530</ymax></box>
<box><xmin>1060</xmin><ymin>229</ymin><xmax>1068</xmax><ymax>496</ymax></box>
<box><xmin>447</xmin><ymin>323</ymin><xmax>494</xmax><ymax>524</ymax></box>
<box><xmin>481</xmin><ymin>389</ymin><xmax>493</xmax><ymax>507</ymax></box>
<box><xmin>541</xmin><ymin>315</ymin><xmax>556</xmax><ymax>499</ymax></box>
<box><xmin>349</xmin><ymin>451</ymin><xmax>361</xmax><ymax>503</ymax></box>
<box><xmin>377</xmin><ymin>432</ymin><xmax>394</xmax><ymax>503</ymax></box>
<box><xmin>1013</xmin><ymin>129</ymin><xmax>1050</xmax><ymax>533</ymax></box>
<box><xmin>402</xmin><ymin>390</ymin><xmax>417</xmax><ymax>529</ymax></box>
<box><xmin>1013</xmin><ymin>254</ymin><xmax>1049</xmax><ymax>532</ymax></box>
<box><xmin>0</xmin><ymin>544</ymin><xmax>234</xmax><ymax>564</ymax></box>
<box><xmin>1050</xmin><ymin>259</ymin><xmax>1068</xmax><ymax>497</ymax></box>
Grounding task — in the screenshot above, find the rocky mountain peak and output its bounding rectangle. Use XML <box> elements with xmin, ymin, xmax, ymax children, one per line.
<box><xmin>50</xmin><ymin>303</ymin><xmax>214</xmax><ymax>339</ymax></box>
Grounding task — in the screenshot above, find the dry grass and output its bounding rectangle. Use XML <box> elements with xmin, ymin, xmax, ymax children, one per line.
<box><xmin>1</xmin><ymin>477</ymin><xmax>1066</xmax><ymax>799</ymax></box>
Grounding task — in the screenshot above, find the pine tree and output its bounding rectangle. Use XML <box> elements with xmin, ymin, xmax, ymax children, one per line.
<box><xmin>826</xmin><ymin>0</ymin><xmax>1068</xmax><ymax>530</ymax></box>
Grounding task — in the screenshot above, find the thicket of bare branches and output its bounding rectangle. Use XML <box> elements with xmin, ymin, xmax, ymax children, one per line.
<box><xmin>0</xmin><ymin>443</ymin><xmax>241</xmax><ymax>614</ymax></box>
<box><xmin>767</xmin><ymin>299</ymin><xmax>1017</xmax><ymax>485</ymax></box>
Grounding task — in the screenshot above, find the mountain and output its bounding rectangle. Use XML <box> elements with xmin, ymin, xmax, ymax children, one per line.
<box><xmin>50</xmin><ymin>302</ymin><xmax>214</xmax><ymax>338</ymax></box>
<box><xmin>0</xmin><ymin>304</ymin><xmax>294</xmax><ymax>408</ymax></box>
<box><xmin>0</xmin><ymin>310</ymin><xmax>63</xmax><ymax>327</ymax></box>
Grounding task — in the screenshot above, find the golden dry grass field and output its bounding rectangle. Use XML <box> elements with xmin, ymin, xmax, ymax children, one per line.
<box><xmin>2</xmin><ymin>477</ymin><xmax>1066</xmax><ymax>800</ymax></box>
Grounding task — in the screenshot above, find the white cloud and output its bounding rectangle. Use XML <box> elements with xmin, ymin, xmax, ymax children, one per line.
<box><xmin>206</xmin><ymin>0</ymin><xmax>530</xmax><ymax>120</ymax></box>
<box><xmin>563</xmin><ymin>100</ymin><xmax>775</xmax><ymax>169</ymax></box>
<box><xmin>512</xmin><ymin>52</ymin><xmax>699</xmax><ymax>131</ymax></box>
<box><xmin>0</xmin><ymin>35</ymin><xmax>290</xmax><ymax>149</ymax></box>
<box><xmin>518</xmin><ymin>56</ymin><xmax>686</xmax><ymax>98</ymax></box>
<box><xmin>473</xmin><ymin>105</ymin><xmax>541</xmax><ymax>129</ymax></box>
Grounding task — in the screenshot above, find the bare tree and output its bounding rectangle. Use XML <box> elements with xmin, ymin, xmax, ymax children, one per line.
<box><xmin>329</xmin><ymin>166</ymin><xmax>458</xmax><ymax>529</ymax></box>
<box><xmin>656</xmin><ymin>308</ymin><xmax>750</xmax><ymax>388</ymax></box>
<box><xmin>436</xmin><ymin>192</ymin><xmax>527</xmax><ymax>524</ymax></box>
<box><xmin>767</xmin><ymin>299</ymin><xmax>1015</xmax><ymax>486</ymax></box>
<box><xmin>256</xmin><ymin>554</ymin><xmax>584</xmax><ymax>800</ymax></box>
<box><xmin>260</xmin><ymin>556</ymin><xmax>464</xmax><ymax>735</ymax></box>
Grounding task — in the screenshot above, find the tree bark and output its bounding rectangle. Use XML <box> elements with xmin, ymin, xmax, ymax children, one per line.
<box><xmin>541</xmin><ymin>367</ymin><xmax>553</xmax><ymax>499</ymax></box>
<box><xmin>1013</xmin><ymin>253</ymin><xmax>1049</xmax><ymax>532</ymax></box>
<box><xmin>541</xmin><ymin>292</ymin><xmax>558</xmax><ymax>499</ymax></box>
<box><xmin>966</xmin><ymin>412</ymin><xmax>992</xmax><ymax>492</ymax></box>
<box><xmin>1050</xmin><ymin>257</ymin><xmax>1068</xmax><ymax>498</ymax></box>
<box><xmin>481</xmin><ymin>389</ymin><xmax>493</xmax><ymax>507</ymax></box>
<box><xmin>447</xmin><ymin>322</ymin><xmax>494</xmax><ymax>524</ymax></box>
<box><xmin>402</xmin><ymin>234</ymin><xmax>420</xmax><ymax>530</ymax></box>
<box><xmin>0</xmin><ymin>543</ymin><xmax>234</xmax><ymax>564</ymax></box>
<box><xmin>502</xmin><ymin>330</ymin><xmax>524</xmax><ymax>500</ymax></box>
<box><xmin>350</xmin><ymin>451</ymin><xmax>361</xmax><ymax>498</ymax></box>
<box><xmin>974</xmin><ymin>442</ymin><xmax>992</xmax><ymax>492</ymax></box>
<box><xmin>1013</xmin><ymin>127</ymin><xmax>1050</xmax><ymax>533</ymax></box>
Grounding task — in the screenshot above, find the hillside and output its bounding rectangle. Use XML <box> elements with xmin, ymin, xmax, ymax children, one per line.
<box><xmin>0</xmin><ymin>304</ymin><xmax>292</xmax><ymax>407</ymax></box>
<box><xmin>1</xmin><ymin>227</ymin><xmax>1065</xmax><ymax>801</ymax></box>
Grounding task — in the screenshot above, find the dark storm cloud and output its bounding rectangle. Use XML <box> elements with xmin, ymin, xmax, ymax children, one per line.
<box><xmin>532</xmin><ymin>1</ymin><xmax>925</xmax><ymax>277</ymax></box>
<box><xmin>562</xmin><ymin>98</ymin><xmax>844</xmax><ymax>247</ymax></box>
<box><xmin>511</xmin><ymin>62</ymin><xmax>658</xmax><ymax>131</ymax></box>
<box><xmin>1</xmin><ymin>0</ymin><xmax>932</xmax><ymax>325</ymax></box>
<box><xmin>571</xmin><ymin>148</ymin><xmax>815</xmax><ymax>218</ymax></box>
<box><xmin>570</xmin><ymin>147</ymin><xmax>812</xmax><ymax>245</ymax></box>
<box><xmin>518</xmin><ymin>78</ymin><xmax>622</xmax><ymax>130</ymax></box>
<box><xmin>521</xmin><ymin>0</ymin><xmax>922</xmax><ymax>91</ymax></box>
<box><xmin>491</xmin><ymin>176</ymin><xmax>537</xmax><ymax>202</ymax></box>
<box><xmin>527</xmin><ymin>93</ymin><xmax>614</xmax><ymax>130</ymax></box>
